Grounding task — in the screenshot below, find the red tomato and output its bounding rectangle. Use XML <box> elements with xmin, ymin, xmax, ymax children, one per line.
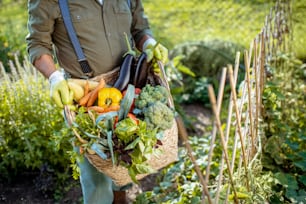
<box><xmin>122</xmin><ymin>88</ymin><xmax>142</xmax><ymax>97</ymax></box>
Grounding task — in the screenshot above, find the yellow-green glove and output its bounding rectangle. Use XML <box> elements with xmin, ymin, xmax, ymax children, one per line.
<box><xmin>49</xmin><ymin>70</ymin><xmax>72</xmax><ymax>108</ymax></box>
<box><xmin>143</xmin><ymin>39</ymin><xmax>168</xmax><ymax>73</ymax></box>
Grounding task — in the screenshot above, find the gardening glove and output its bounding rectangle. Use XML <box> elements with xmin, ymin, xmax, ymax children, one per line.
<box><xmin>143</xmin><ymin>38</ymin><xmax>168</xmax><ymax>73</ymax></box>
<box><xmin>49</xmin><ymin>70</ymin><xmax>72</xmax><ymax>108</ymax></box>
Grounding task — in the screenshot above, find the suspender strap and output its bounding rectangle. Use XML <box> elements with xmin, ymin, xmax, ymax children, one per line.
<box><xmin>127</xmin><ymin>0</ymin><xmax>131</xmax><ymax>9</ymax></box>
<box><xmin>58</xmin><ymin>0</ymin><xmax>93</xmax><ymax>77</ymax></box>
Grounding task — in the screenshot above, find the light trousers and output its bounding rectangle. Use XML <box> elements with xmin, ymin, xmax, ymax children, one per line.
<box><xmin>77</xmin><ymin>152</ymin><xmax>132</xmax><ymax>204</ymax></box>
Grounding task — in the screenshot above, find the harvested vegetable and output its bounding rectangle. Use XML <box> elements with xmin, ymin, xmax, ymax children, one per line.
<box><xmin>135</xmin><ymin>84</ymin><xmax>169</xmax><ymax>109</ymax></box>
<box><xmin>67</xmin><ymin>78</ymin><xmax>99</xmax><ymax>91</ymax></box>
<box><xmin>87</xmin><ymin>106</ymin><xmax>105</xmax><ymax>113</ymax></box>
<box><xmin>115</xmin><ymin>117</ymin><xmax>138</xmax><ymax>144</ymax></box>
<box><xmin>113</xmin><ymin>32</ymin><xmax>136</xmax><ymax>91</ymax></box>
<box><xmin>127</xmin><ymin>113</ymin><xmax>139</xmax><ymax>125</ymax></box>
<box><xmin>86</xmin><ymin>78</ymin><xmax>106</xmax><ymax>107</ymax></box>
<box><xmin>100</xmin><ymin>104</ymin><xmax>120</xmax><ymax>113</ymax></box>
<box><xmin>98</xmin><ymin>87</ymin><xmax>122</xmax><ymax>109</ymax></box>
<box><xmin>133</xmin><ymin>52</ymin><xmax>149</xmax><ymax>88</ymax></box>
<box><xmin>78</xmin><ymin>92</ymin><xmax>91</xmax><ymax>106</ymax></box>
<box><xmin>118</xmin><ymin>84</ymin><xmax>135</xmax><ymax>121</ymax></box>
<box><xmin>67</xmin><ymin>81</ymin><xmax>85</xmax><ymax>102</ymax></box>
<box><xmin>84</xmin><ymin>80</ymin><xmax>90</xmax><ymax>95</ymax></box>
<box><xmin>143</xmin><ymin>101</ymin><xmax>174</xmax><ymax>131</ymax></box>
<box><xmin>122</xmin><ymin>87</ymin><xmax>141</xmax><ymax>112</ymax></box>
<box><xmin>65</xmin><ymin>52</ymin><xmax>175</xmax><ymax>182</ymax></box>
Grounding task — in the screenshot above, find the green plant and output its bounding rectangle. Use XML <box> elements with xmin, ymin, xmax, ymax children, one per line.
<box><xmin>167</xmin><ymin>40</ymin><xmax>245</xmax><ymax>107</ymax></box>
<box><xmin>135</xmin><ymin>136</ymin><xmax>218</xmax><ymax>203</ymax></box>
<box><xmin>0</xmin><ymin>1</ymin><xmax>27</xmax><ymax>70</ymax></box>
<box><xmin>0</xmin><ymin>57</ymin><xmax>74</xmax><ymax>200</ymax></box>
<box><xmin>170</xmin><ymin>40</ymin><xmax>245</xmax><ymax>77</ymax></box>
<box><xmin>262</xmin><ymin>53</ymin><xmax>306</xmax><ymax>203</ymax></box>
<box><xmin>0</xmin><ymin>35</ymin><xmax>11</xmax><ymax>70</ymax></box>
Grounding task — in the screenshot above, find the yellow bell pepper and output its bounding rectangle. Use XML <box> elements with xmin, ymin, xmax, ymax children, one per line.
<box><xmin>98</xmin><ymin>87</ymin><xmax>123</xmax><ymax>109</ymax></box>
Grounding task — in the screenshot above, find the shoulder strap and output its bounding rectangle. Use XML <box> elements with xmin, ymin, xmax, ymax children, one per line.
<box><xmin>127</xmin><ymin>0</ymin><xmax>131</xmax><ymax>9</ymax></box>
<box><xmin>58</xmin><ymin>0</ymin><xmax>93</xmax><ymax>78</ymax></box>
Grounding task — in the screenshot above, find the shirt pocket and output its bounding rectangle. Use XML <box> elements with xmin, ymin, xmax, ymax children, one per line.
<box><xmin>56</xmin><ymin>1</ymin><xmax>97</xmax><ymax>24</ymax></box>
<box><xmin>69</xmin><ymin>10</ymin><xmax>96</xmax><ymax>23</ymax></box>
<box><xmin>55</xmin><ymin>1</ymin><xmax>99</xmax><ymax>36</ymax></box>
<box><xmin>113</xmin><ymin>0</ymin><xmax>132</xmax><ymax>32</ymax></box>
<box><xmin>114</xmin><ymin>0</ymin><xmax>131</xmax><ymax>14</ymax></box>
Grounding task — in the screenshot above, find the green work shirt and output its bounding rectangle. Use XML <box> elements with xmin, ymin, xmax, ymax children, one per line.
<box><xmin>26</xmin><ymin>0</ymin><xmax>153</xmax><ymax>78</ymax></box>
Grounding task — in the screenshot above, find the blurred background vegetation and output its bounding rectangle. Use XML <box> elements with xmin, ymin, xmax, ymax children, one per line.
<box><xmin>144</xmin><ymin>0</ymin><xmax>305</xmax><ymax>60</ymax></box>
<box><xmin>0</xmin><ymin>0</ymin><xmax>305</xmax><ymax>70</ymax></box>
<box><xmin>0</xmin><ymin>0</ymin><xmax>305</xmax><ymax>203</ymax></box>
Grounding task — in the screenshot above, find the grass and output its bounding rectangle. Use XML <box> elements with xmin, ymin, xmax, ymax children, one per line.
<box><xmin>143</xmin><ymin>0</ymin><xmax>305</xmax><ymax>59</ymax></box>
<box><xmin>291</xmin><ymin>0</ymin><xmax>306</xmax><ymax>59</ymax></box>
<box><xmin>143</xmin><ymin>0</ymin><xmax>273</xmax><ymax>48</ymax></box>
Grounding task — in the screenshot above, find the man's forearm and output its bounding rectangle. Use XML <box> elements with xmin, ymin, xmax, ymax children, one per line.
<box><xmin>137</xmin><ymin>34</ymin><xmax>152</xmax><ymax>51</ymax></box>
<box><xmin>33</xmin><ymin>54</ymin><xmax>57</xmax><ymax>79</ymax></box>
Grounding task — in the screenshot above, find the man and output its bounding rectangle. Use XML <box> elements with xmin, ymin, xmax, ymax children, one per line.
<box><xmin>26</xmin><ymin>0</ymin><xmax>168</xmax><ymax>203</ymax></box>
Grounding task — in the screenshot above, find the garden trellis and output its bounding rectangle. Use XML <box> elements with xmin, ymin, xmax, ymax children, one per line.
<box><xmin>178</xmin><ymin>0</ymin><xmax>293</xmax><ymax>203</ymax></box>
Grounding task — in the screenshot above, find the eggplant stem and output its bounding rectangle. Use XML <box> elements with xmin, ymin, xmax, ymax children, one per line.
<box><xmin>123</xmin><ymin>32</ymin><xmax>136</xmax><ymax>57</ymax></box>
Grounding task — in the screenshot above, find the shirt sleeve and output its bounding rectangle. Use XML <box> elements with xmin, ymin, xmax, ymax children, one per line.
<box><xmin>131</xmin><ymin>0</ymin><xmax>154</xmax><ymax>45</ymax></box>
<box><xmin>26</xmin><ymin>0</ymin><xmax>57</xmax><ymax>64</ymax></box>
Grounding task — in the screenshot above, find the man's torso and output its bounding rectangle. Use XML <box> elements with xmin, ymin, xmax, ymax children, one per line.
<box><xmin>53</xmin><ymin>0</ymin><xmax>133</xmax><ymax>78</ymax></box>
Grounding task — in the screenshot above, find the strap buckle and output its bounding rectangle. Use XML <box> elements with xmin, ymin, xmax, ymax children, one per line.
<box><xmin>79</xmin><ymin>59</ymin><xmax>94</xmax><ymax>78</ymax></box>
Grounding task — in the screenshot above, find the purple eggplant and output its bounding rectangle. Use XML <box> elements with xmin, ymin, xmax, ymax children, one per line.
<box><xmin>113</xmin><ymin>32</ymin><xmax>136</xmax><ymax>91</ymax></box>
<box><xmin>133</xmin><ymin>52</ymin><xmax>149</xmax><ymax>88</ymax></box>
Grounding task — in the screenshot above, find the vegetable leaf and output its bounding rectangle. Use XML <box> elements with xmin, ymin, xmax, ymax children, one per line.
<box><xmin>90</xmin><ymin>143</ymin><xmax>107</xmax><ymax>160</ymax></box>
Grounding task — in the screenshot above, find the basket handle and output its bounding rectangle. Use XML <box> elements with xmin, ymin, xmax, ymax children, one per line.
<box><xmin>157</xmin><ymin>61</ymin><xmax>175</xmax><ymax>109</ymax></box>
<box><xmin>63</xmin><ymin>105</ymin><xmax>74</xmax><ymax>126</ymax></box>
<box><xmin>64</xmin><ymin>105</ymin><xmax>89</xmax><ymax>144</ymax></box>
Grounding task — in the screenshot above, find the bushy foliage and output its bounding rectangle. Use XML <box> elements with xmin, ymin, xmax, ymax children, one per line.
<box><xmin>262</xmin><ymin>53</ymin><xmax>306</xmax><ymax>203</ymax></box>
<box><xmin>170</xmin><ymin>40</ymin><xmax>245</xmax><ymax>78</ymax></box>
<box><xmin>0</xmin><ymin>35</ymin><xmax>11</xmax><ymax>70</ymax></box>
<box><xmin>135</xmin><ymin>137</ymin><xmax>215</xmax><ymax>204</ymax></box>
<box><xmin>0</xmin><ymin>58</ymin><xmax>72</xmax><ymax>180</ymax></box>
<box><xmin>0</xmin><ymin>1</ymin><xmax>27</xmax><ymax>71</ymax></box>
<box><xmin>0</xmin><ymin>31</ymin><xmax>25</xmax><ymax>72</ymax></box>
<box><xmin>135</xmin><ymin>134</ymin><xmax>275</xmax><ymax>203</ymax></box>
<box><xmin>167</xmin><ymin>40</ymin><xmax>245</xmax><ymax>106</ymax></box>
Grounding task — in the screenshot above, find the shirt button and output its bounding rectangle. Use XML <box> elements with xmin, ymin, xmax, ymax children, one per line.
<box><xmin>76</xmin><ymin>15</ymin><xmax>81</xmax><ymax>20</ymax></box>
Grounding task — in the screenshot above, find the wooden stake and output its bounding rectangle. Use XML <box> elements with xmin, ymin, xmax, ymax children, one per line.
<box><xmin>157</xmin><ymin>61</ymin><xmax>212</xmax><ymax>203</ymax></box>
<box><xmin>208</xmin><ymin>85</ymin><xmax>239</xmax><ymax>204</ymax></box>
<box><xmin>253</xmin><ymin>38</ymin><xmax>259</xmax><ymax>151</ymax></box>
<box><xmin>228</xmin><ymin>65</ymin><xmax>250</xmax><ymax>191</ymax></box>
<box><xmin>244</xmin><ymin>50</ymin><xmax>255</xmax><ymax>158</ymax></box>
<box><xmin>205</xmin><ymin>67</ymin><xmax>227</xmax><ymax>184</ymax></box>
<box><xmin>215</xmin><ymin>52</ymin><xmax>240</xmax><ymax>203</ymax></box>
<box><xmin>259</xmin><ymin>31</ymin><xmax>266</xmax><ymax>115</ymax></box>
<box><xmin>176</xmin><ymin>117</ymin><xmax>212</xmax><ymax>204</ymax></box>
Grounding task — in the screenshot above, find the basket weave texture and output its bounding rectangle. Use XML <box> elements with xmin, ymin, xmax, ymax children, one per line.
<box><xmin>64</xmin><ymin>66</ymin><xmax>178</xmax><ymax>186</ymax></box>
<box><xmin>86</xmin><ymin>120</ymin><xmax>178</xmax><ymax>186</ymax></box>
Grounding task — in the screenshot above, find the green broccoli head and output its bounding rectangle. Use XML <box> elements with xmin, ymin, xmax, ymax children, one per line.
<box><xmin>135</xmin><ymin>84</ymin><xmax>169</xmax><ymax>109</ymax></box>
<box><xmin>143</xmin><ymin>101</ymin><xmax>174</xmax><ymax>131</ymax></box>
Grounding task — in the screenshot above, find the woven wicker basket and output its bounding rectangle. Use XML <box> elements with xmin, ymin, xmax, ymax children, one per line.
<box><xmin>64</xmin><ymin>64</ymin><xmax>178</xmax><ymax>186</ymax></box>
